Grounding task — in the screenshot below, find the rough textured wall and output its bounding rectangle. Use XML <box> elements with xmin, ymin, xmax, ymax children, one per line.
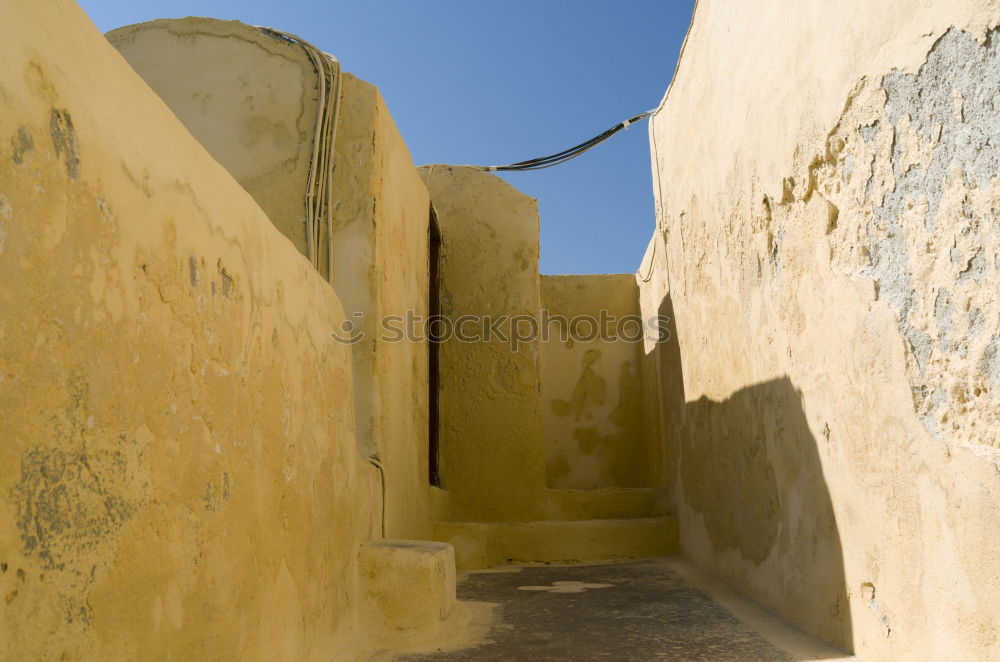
<box><xmin>641</xmin><ymin>0</ymin><xmax>1000</xmax><ymax>658</ymax></box>
<box><xmin>108</xmin><ymin>21</ymin><xmax>376</xmax><ymax>459</ymax></box>
<box><xmin>0</xmin><ymin>2</ymin><xmax>381</xmax><ymax>660</ymax></box>
<box><xmin>370</xmin><ymin>92</ymin><xmax>444</xmax><ymax>540</ymax></box>
<box><xmin>108</xmin><ymin>19</ymin><xmax>317</xmax><ymax>256</ymax></box>
<box><xmin>540</xmin><ymin>275</ymin><xmax>657</xmax><ymax>489</ymax></box>
<box><xmin>327</xmin><ymin>74</ymin><xmax>380</xmax><ymax>459</ymax></box>
<box><xmin>419</xmin><ymin>166</ymin><xmax>547</xmax><ymax>522</ymax></box>
<box><xmin>109</xmin><ymin>22</ymin><xmax>441</xmax><ymax>540</ymax></box>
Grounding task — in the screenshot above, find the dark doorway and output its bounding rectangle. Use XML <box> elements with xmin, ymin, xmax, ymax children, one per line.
<box><xmin>428</xmin><ymin>205</ymin><xmax>442</xmax><ymax>487</ymax></box>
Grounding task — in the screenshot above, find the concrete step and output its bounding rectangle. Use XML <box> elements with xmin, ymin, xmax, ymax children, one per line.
<box><xmin>434</xmin><ymin>516</ymin><xmax>678</xmax><ymax>570</ymax></box>
<box><xmin>359</xmin><ymin>539</ymin><xmax>456</xmax><ymax>631</ymax></box>
<box><xmin>542</xmin><ymin>486</ymin><xmax>671</xmax><ymax>521</ymax></box>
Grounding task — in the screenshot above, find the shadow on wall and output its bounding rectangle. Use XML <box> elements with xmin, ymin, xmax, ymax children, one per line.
<box><xmin>651</xmin><ymin>295</ymin><xmax>852</xmax><ymax>655</ymax></box>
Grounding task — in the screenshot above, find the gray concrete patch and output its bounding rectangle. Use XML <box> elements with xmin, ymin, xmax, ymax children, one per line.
<box><xmin>982</xmin><ymin>335</ymin><xmax>1000</xmax><ymax>395</ymax></box>
<box><xmin>863</xmin><ymin>27</ymin><xmax>1000</xmax><ymax>434</ymax></box>
<box><xmin>397</xmin><ymin>560</ymin><xmax>845</xmax><ymax>661</ymax></box>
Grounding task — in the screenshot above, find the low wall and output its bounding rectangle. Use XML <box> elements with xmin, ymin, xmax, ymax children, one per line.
<box><xmin>540</xmin><ymin>275</ymin><xmax>658</xmax><ymax>489</ymax></box>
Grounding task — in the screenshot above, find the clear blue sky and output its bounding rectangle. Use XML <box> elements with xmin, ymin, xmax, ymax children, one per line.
<box><xmin>78</xmin><ymin>1</ymin><xmax>694</xmax><ymax>274</ymax></box>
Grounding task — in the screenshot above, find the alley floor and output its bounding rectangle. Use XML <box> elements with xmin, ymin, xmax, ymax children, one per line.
<box><xmin>397</xmin><ymin>559</ymin><xmax>858</xmax><ymax>662</ymax></box>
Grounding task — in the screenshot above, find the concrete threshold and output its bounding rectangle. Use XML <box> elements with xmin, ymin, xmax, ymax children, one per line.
<box><xmin>434</xmin><ymin>517</ymin><xmax>679</xmax><ymax>570</ymax></box>
<box><xmin>389</xmin><ymin>557</ymin><xmax>861</xmax><ymax>662</ymax></box>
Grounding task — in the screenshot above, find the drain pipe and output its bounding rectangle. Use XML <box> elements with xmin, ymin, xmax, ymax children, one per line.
<box><xmin>367</xmin><ymin>455</ymin><xmax>386</xmax><ymax>538</ymax></box>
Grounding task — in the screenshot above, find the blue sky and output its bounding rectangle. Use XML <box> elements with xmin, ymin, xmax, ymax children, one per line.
<box><xmin>78</xmin><ymin>1</ymin><xmax>694</xmax><ymax>274</ymax></box>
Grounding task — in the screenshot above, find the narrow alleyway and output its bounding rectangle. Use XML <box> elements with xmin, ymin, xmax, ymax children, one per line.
<box><xmin>397</xmin><ymin>559</ymin><xmax>857</xmax><ymax>661</ymax></box>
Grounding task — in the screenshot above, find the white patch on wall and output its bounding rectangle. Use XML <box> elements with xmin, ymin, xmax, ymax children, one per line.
<box><xmin>0</xmin><ymin>193</ymin><xmax>12</xmax><ymax>256</ymax></box>
<box><xmin>518</xmin><ymin>580</ymin><xmax>614</xmax><ymax>594</ymax></box>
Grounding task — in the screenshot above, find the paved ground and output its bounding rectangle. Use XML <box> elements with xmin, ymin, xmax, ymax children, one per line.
<box><xmin>398</xmin><ymin>560</ymin><xmax>853</xmax><ymax>661</ymax></box>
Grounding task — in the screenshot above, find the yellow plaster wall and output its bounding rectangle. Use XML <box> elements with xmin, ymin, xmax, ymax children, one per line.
<box><xmin>0</xmin><ymin>2</ymin><xmax>384</xmax><ymax>659</ymax></box>
<box><xmin>418</xmin><ymin>166</ymin><xmax>548</xmax><ymax>523</ymax></box>
<box><xmin>418</xmin><ymin>169</ymin><xmax>670</xmax><ymax>528</ymax></box>
<box><xmin>540</xmin><ymin>275</ymin><xmax>657</xmax><ymax>489</ymax></box>
<box><xmin>327</xmin><ymin>74</ymin><xmax>380</xmax><ymax>459</ymax></box>
<box><xmin>108</xmin><ymin>21</ymin><xmax>443</xmax><ymax>541</ymax></box>
<box><xmin>641</xmin><ymin>0</ymin><xmax>1000</xmax><ymax>657</ymax></box>
<box><xmin>107</xmin><ymin>19</ymin><xmax>317</xmax><ymax>257</ymax></box>
<box><xmin>369</xmin><ymin>93</ymin><xmax>445</xmax><ymax>540</ymax></box>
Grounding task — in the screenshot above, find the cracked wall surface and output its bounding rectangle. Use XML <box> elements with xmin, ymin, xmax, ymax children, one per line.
<box><xmin>858</xmin><ymin>27</ymin><xmax>1000</xmax><ymax>448</ymax></box>
<box><xmin>111</xmin><ymin>19</ymin><xmax>444</xmax><ymax>541</ymax></box>
<box><xmin>108</xmin><ymin>19</ymin><xmax>318</xmax><ymax>258</ymax></box>
<box><xmin>0</xmin><ymin>3</ymin><xmax>468</xmax><ymax>659</ymax></box>
<box><xmin>641</xmin><ymin>0</ymin><xmax>1000</xmax><ymax>659</ymax></box>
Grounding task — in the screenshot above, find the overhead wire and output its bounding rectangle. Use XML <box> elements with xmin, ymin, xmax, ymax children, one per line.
<box><xmin>450</xmin><ymin>109</ymin><xmax>656</xmax><ymax>172</ymax></box>
<box><xmin>257</xmin><ymin>24</ymin><xmax>657</xmax><ymax>290</ymax></box>
<box><xmin>247</xmin><ymin>29</ymin><xmax>659</xmax><ymax>541</ymax></box>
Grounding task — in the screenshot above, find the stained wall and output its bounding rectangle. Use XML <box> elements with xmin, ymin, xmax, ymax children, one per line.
<box><xmin>418</xmin><ymin>165</ymin><xmax>549</xmax><ymax>523</ymax></box>
<box><xmin>540</xmin><ymin>275</ymin><xmax>657</xmax><ymax>489</ymax></box>
<box><xmin>641</xmin><ymin>0</ymin><xmax>1000</xmax><ymax>657</ymax></box>
<box><xmin>0</xmin><ymin>2</ymin><xmax>376</xmax><ymax>659</ymax></box>
<box><xmin>109</xmin><ymin>19</ymin><xmax>443</xmax><ymax>541</ymax></box>
<box><xmin>107</xmin><ymin>19</ymin><xmax>317</xmax><ymax>257</ymax></box>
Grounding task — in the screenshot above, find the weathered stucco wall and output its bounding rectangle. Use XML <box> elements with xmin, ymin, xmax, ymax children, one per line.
<box><xmin>109</xmin><ymin>20</ymin><xmax>442</xmax><ymax>541</ymax></box>
<box><xmin>0</xmin><ymin>3</ymin><xmax>377</xmax><ymax>659</ymax></box>
<box><xmin>421</xmin><ymin>169</ymin><xmax>676</xmax><ymax>564</ymax></box>
<box><xmin>108</xmin><ymin>19</ymin><xmax>317</xmax><ymax>257</ymax></box>
<box><xmin>370</xmin><ymin>93</ymin><xmax>445</xmax><ymax>540</ymax></box>
<box><xmin>641</xmin><ymin>0</ymin><xmax>1000</xmax><ymax>658</ymax></box>
<box><xmin>540</xmin><ymin>275</ymin><xmax>657</xmax><ymax>489</ymax></box>
<box><xmin>419</xmin><ymin>165</ymin><xmax>548</xmax><ymax>523</ymax></box>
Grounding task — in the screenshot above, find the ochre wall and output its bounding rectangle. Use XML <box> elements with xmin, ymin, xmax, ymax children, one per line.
<box><xmin>370</xmin><ymin>92</ymin><xmax>446</xmax><ymax>540</ymax></box>
<box><xmin>419</xmin><ymin>165</ymin><xmax>548</xmax><ymax>523</ymax></box>
<box><xmin>107</xmin><ymin>19</ymin><xmax>317</xmax><ymax>257</ymax></box>
<box><xmin>17</xmin><ymin>0</ymin><xmax>999</xmax><ymax>657</ymax></box>
<box><xmin>327</xmin><ymin>74</ymin><xmax>380</xmax><ymax>459</ymax></box>
<box><xmin>641</xmin><ymin>0</ymin><xmax>1000</xmax><ymax>658</ymax></box>
<box><xmin>418</xmin><ymin>168</ymin><xmax>671</xmax><ymax>526</ymax></box>
<box><xmin>540</xmin><ymin>275</ymin><xmax>657</xmax><ymax>489</ymax></box>
<box><xmin>0</xmin><ymin>2</ymin><xmax>379</xmax><ymax>659</ymax></box>
<box><xmin>109</xmin><ymin>21</ymin><xmax>443</xmax><ymax>541</ymax></box>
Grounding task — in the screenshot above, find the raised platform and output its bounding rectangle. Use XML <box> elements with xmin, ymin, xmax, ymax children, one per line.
<box><xmin>541</xmin><ymin>486</ymin><xmax>672</xmax><ymax>520</ymax></box>
<box><xmin>434</xmin><ymin>516</ymin><xmax>678</xmax><ymax>570</ymax></box>
<box><xmin>359</xmin><ymin>539</ymin><xmax>456</xmax><ymax>631</ymax></box>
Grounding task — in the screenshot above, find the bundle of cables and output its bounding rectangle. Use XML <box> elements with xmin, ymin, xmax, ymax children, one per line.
<box><xmin>466</xmin><ymin>108</ymin><xmax>655</xmax><ymax>172</ymax></box>
<box><xmin>258</xmin><ymin>26</ymin><xmax>342</xmax><ymax>281</ymax></box>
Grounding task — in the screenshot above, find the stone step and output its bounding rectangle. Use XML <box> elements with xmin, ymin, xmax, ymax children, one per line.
<box><xmin>359</xmin><ymin>539</ymin><xmax>456</xmax><ymax>631</ymax></box>
<box><xmin>434</xmin><ymin>516</ymin><xmax>678</xmax><ymax>571</ymax></box>
<box><xmin>542</xmin><ymin>486</ymin><xmax>672</xmax><ymax>521</ymax></box>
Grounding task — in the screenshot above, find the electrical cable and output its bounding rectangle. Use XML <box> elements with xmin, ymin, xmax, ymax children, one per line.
<box><xmin>451</xmin><ymin>109</ymin><xmax>655</xmax><ymax>172</ymax></box>
<box><xmin>257</xmin><ymin>26</ymin><xmax>342</xmax><ymax>278</ymax></box>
